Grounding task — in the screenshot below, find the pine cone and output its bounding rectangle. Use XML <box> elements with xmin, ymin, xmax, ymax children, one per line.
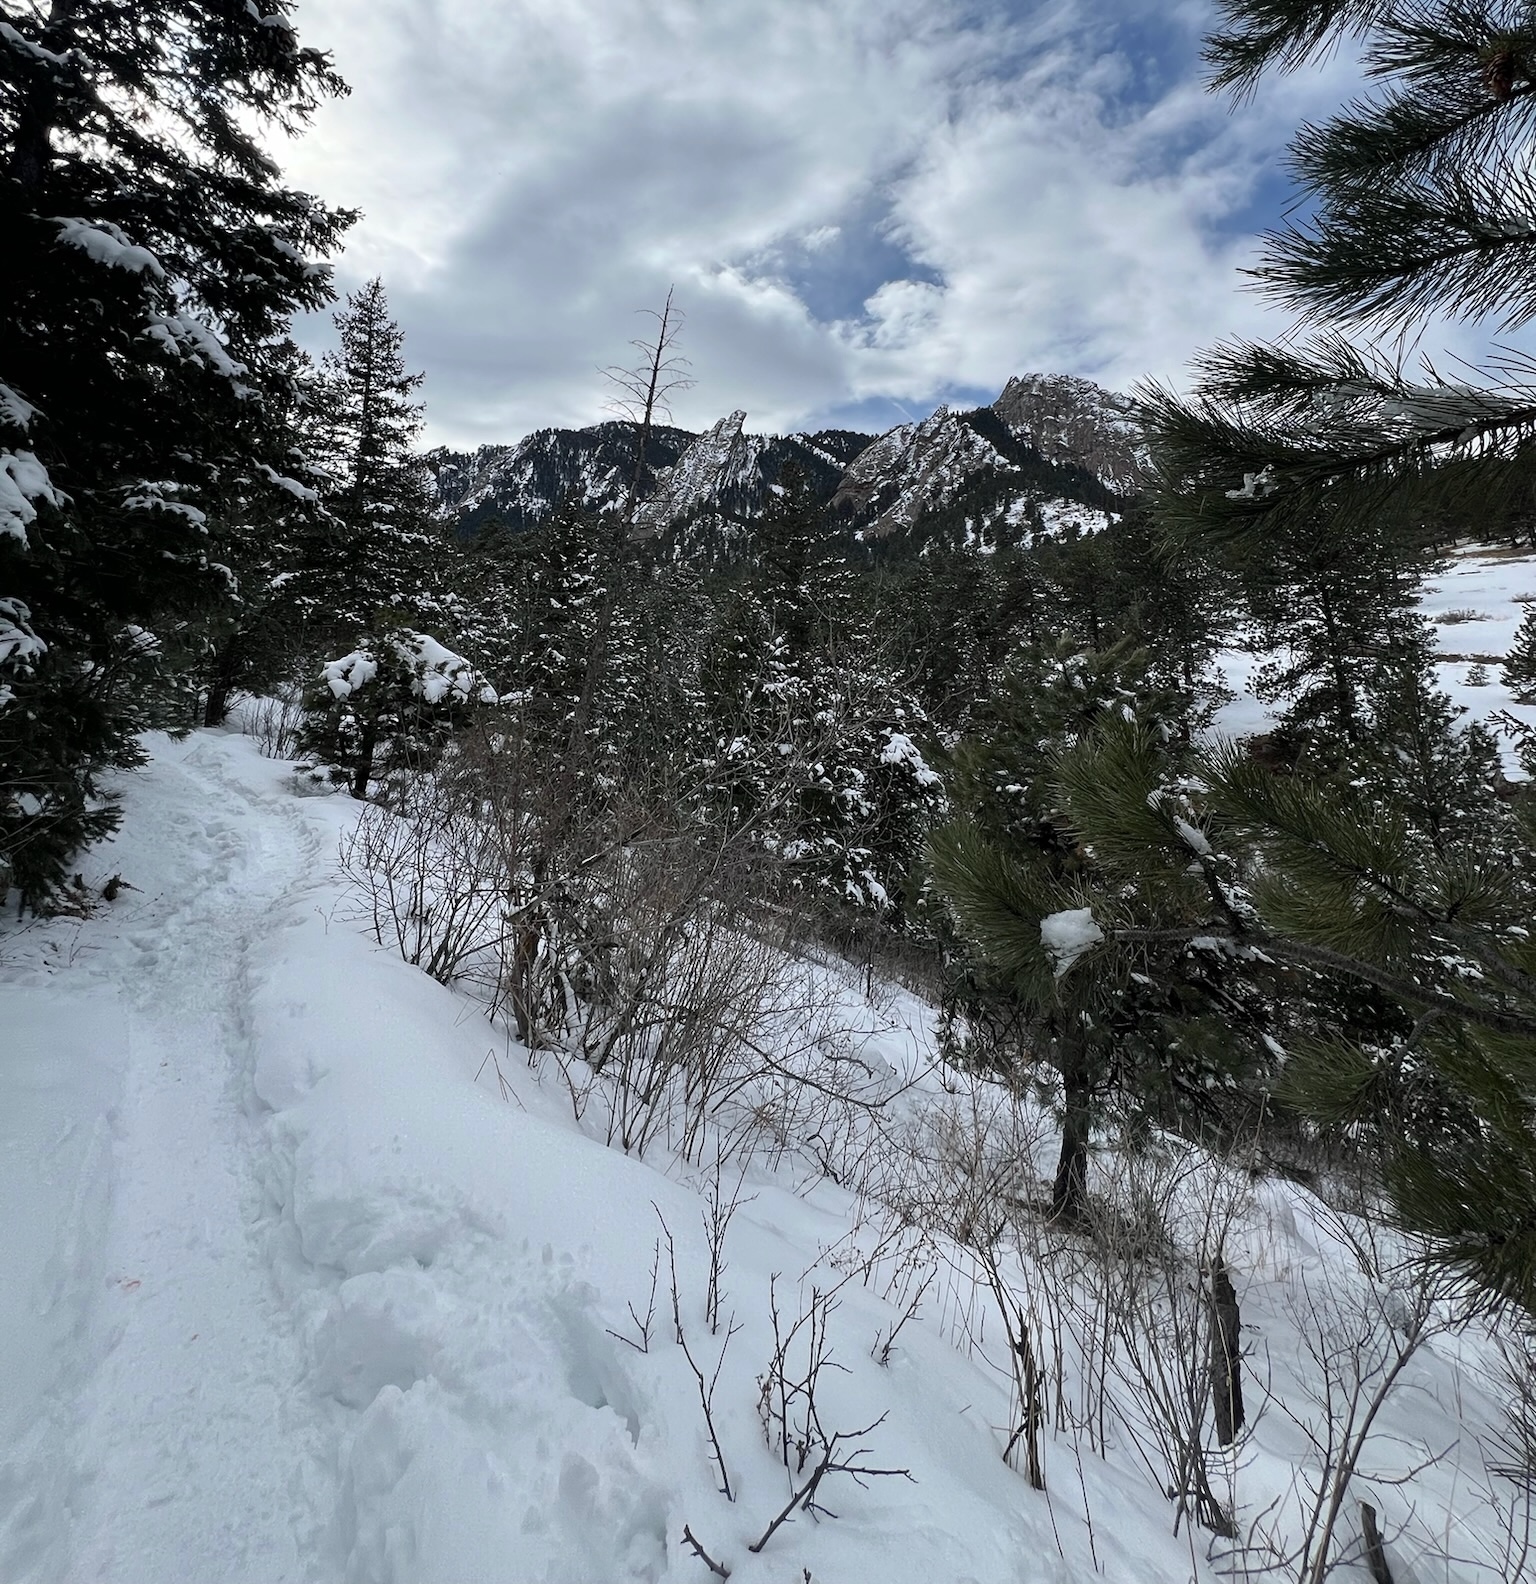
<box><xmin>1482</xmin><ymin>45</ymin><xmax>1522</xmax><ymax>101</ymax></box>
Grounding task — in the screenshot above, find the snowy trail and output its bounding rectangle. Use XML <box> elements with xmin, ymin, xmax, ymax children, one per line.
<box><xmin>2</xmin><ymin>736</ymin><xmax>337</xmax><ymax>1581</ymax></box>
<box><xmin>63</xmin><ymin>736</ymin><xmax>335</xmax><ymax>1580</ymax></box>
<box><xmin>2</xmin><ymin>735</ymin><xmax>685</xmax><ymax>1584</ymax></box>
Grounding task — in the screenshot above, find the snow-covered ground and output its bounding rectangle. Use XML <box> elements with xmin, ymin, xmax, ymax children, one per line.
<box><xmin>1213</xmin><ymin>542</ymin><xmax>1536</xmax><ymax>771</ymax></box>
<box><xmin>1</xmin><ymin>728</ymin><xmax>1529</xmax><ymax>1582</ymax></box>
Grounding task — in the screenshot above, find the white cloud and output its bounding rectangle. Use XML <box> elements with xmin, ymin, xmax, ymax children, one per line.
<box><xmin>284</xmin><ymin>0</ymin><xmax>1354</xmax><ymax>447</ymax></box>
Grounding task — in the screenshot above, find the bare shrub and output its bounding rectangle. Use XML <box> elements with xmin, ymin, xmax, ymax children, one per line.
<box><xmin>245</xmin><ymin>687</ymin><xmax>305</xmax><ymax>758</ymax></box>
<box><xmin>1473</xmin><ymin>1330</ymin><xmax>1536</xmax><ymax>1582</ymax></box>
<box><xmin>1228</xmin><ymin>1229</ymin><xmax>1454</xmax><ymax>1583</ymax></box>
<box><xmin>571</xmin><ymin>823</ymin><xmax>791</xmax><ymax>1159</ymax></box>
<box><xmin>750</xmin><ymin>1276</ymin><xmax>912</xmax><ymax>1555</ymax></box>
<box><xmin>338</xmin><ymin>750</ymin><xmax>511</xmax><ymax>987</ymax></box>
<box><xmin>1087</xmin><ymin>1141</ymin><xmax>1250</xmax><ymax>1540</ymax></box>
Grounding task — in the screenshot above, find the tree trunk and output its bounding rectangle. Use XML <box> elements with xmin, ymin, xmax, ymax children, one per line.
<box><xmin>350</xmin><ymin>708</ymin><xmax>380</xmax><ymax>799</ymax></box>
<box><xmin>1208</xmin><ymin>1253</ymin><xmax>1244</xmax><ymax>1447</ymax></box>
<box><xmin>7</xmin><ymin>1</ymin><xmax>81</xmax><ymax>194</ymax></box>
<box><xmin>1317</xmin><ymin>584</ymin><xmax>1358</xmax><ymax>744</ymax></box>
<box><xmin>1360</xmin><ymin>1503</ymin><xmax>1394</xmax><ymax>1584</ymax></box>
<box><xmin>203</xmin><ymin>633</ymin><xmax>244</xmax><ymax>727</ymax></box>
<box><xmin>1050</xmin><ymin>1050</ymin><xmax>1091</xmax><ymax>1219</ymax></box>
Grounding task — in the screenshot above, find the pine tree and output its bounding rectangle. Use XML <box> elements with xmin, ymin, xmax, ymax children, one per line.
<box><xmin>1124</xmin><ymin>0</ymin><xmax>1536</xmax><ymax>1311</ymax></box>
<box><xmin>1142</xmin><ymin>3</ymin><xmax>1536</xmax><ymax>549</ymax></box>
<box><xmin>698</xmin><ymin>470</ymin><xmax>942</xmax><ymax>918</ymax></box>
<box><xmin>1506</xmin><ymin>604</ymin><xmax>1536</xmax><ymax>701</ymax></box>
<box><xmin>1239</xmin><ymin>515</ymin><xmax>1420</xmax><ymax>753</ymax></box>
<box><xmin>929</xmin><ymin>638</ymin><xmax>1272</xmax><ymax>1217</ymax></box>
<box><xmin>0</xmin><ymin>1</ymin><xmax>351</xmax><ymax>905</ymax></box>
<box><xmin>306</xmin><ymin>280</ymin><xmax>450</xmax><ymax>643</ymax></box>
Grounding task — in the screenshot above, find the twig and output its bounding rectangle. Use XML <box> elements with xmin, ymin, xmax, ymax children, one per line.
<box><xmin>680</xmin><ymin>1523</ymin><xmax>730</xmax><ymax>1579</ymax></box>
<box><xmin>661</xmin><ymin>1209</ymin><xmax>737</xmax><ymax>1500</ymax></box>
<box><xmin>747</xmin><ymin>1417</ymin><xmax>912</xmax><ymax>1554</ymax></box>
<box><xmin>606</xmin><ymin>1237</ymin><xmax>661</xmax><ymax>1354</ymax></box>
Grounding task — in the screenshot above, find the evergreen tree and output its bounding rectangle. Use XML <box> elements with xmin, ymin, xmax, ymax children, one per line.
<box><xmin>306</xmin><ymin>280</ymin><xmax>450</xmax><ymax>643</ymax></box>
<box><xmin>930</xmin><ymin>638</ymin><xmax>1271</xmax><ymax>1217</ymax></box>
<box><xmin>1506</xmin><ymin>604</ymin><xmax>1536</xmax><ymax>701</ymax></box>
<box><xmin>1142</xmin><ymin>2</ymin><xmax>1536</xmax><ymax>549</ymax></box>
<box><xmin>700</xmin><ymin>470</ymin><xmax>942</xmax><ymax>917</ymax></box>
<box><xmin>0</xmin><ymin>0</ymin><xmax>351</xmax><ymax>905</ymax></box>
<box><xmin>1122</xmin><ymin>0</ymin><xmax>1536</xmax><ymax>1310</ymax></box>
<box><xmin>310</xmin><ymin>620</ymin><xmax>496</xmax><ymax>800</ymax></box>
<box><xmin>1238</xmin><ymin>514</ymin><xmax>1420</xmax><ymax>753</ymax></box>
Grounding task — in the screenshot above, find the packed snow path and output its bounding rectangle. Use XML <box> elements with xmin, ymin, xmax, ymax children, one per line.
<box><xmin>0</xmin><ymin>736</ymin><xmax>677</xmax><ymax>1583</ymax></box>
<box><xmin>2</xmin><ymin>736</ymin><xmax>334</xmax><ymax>1579</ymax></box>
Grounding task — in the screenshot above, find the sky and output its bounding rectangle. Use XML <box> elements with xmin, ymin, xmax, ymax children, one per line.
<box><xmin>281</xmin><ymin>0</ymin><xmax>1356</xmax><ymax>450</ymax></box>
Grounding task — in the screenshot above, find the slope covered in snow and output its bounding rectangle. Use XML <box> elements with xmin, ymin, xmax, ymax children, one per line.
<box><xmin>1212</xmin><ymin>542</ymin><xmax>1536</xmax><ymax>771</ymax></box>
<box><xmin>1</xmin><ymin>729</ymin><xmax>1528</xmax><ymax>1582</ymax></box>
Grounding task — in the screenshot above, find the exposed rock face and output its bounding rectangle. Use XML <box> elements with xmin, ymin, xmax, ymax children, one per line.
<box><xmin>426</xmin><ymin>421</ymin><xmax>870</xmax><ymax>552</ymax></box>
<box><xmin>425</xmin><ymin>372</ymin><xmax>1140</xmax><ymax>557</ymax></box>
<box><xmin>425</xmin><ymin>421</ymin><xmax>694</xmax><ymax>536</ymax></box>
<box><xmin>832</xmin><ymin>401</ymin><xmax>1122</xmax><ymax>549</ymax></box>
<box><xmin>635</xmin><ymin>410</ymin><xmax>750</xmax><ymax>536</ymax></box>
<box><xmin>834</xmin><ymin>406</ymin><xmax>1014</xmax><ymax>538</ymax></box>
<box><xmin>992</xmin><ymin>373</ymin><xmax>1150</xmax><ymax>495</ymax></box>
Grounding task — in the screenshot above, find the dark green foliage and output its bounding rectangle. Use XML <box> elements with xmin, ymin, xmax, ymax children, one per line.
<box><xmin>0</xmin><ymin>0</ymin><xmax>351</xmax><ymax>905</ymax></box>
<box><xmin>302</xmin><ymin>620</ymin><xmax>495</xmax><ymax>799</ymax></box>
<box><xmin>1148</xmin><ymin>2</ymin><xmax>1536</xmax><ymax>547</ymax></box>
<box><xmin>1117</xmin><ymin>0</ymin><xmax>1536</xmax><ymax>1311</ymax></box>
<box><xmin>695</xmin><ymin>468</ymin><xmax>944</xmax><ymax>917</ymax></box>
<box><xmin>929</xmin><ymin>640</ymin><xmax>1271</xmax><ymax>1215</ymax></box>
<box><xmin>1241</xmin><ymin>514</ymin><xmax>1422</xmax><ymax>753</ymax></box>
<box><xmin>1506</xmin><ymin>603</ymin><xmax>1536</xmax><ymax>700</ymax></box>
<box><xmin>305</xmin><ymin>280</ymin><xmax>457</xmax><ymax>643</ymax></box>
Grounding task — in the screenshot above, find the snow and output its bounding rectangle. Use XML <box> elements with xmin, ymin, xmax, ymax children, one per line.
<box><xmin>0</xmin><ymin>728</ymin><xmax>1527</xmax><ymax>1583</ymax></box>
<box><xmin>322</xmin><ymin>632</ymin><xmax>499</xmax><ymax>707</ymax></box>
<box><xmin>1224</xmin><ymin>465</ymin><xmax>1277</xmax><ymax>501</ymax></box>
<box><xmin>879</xmin><ymin>730</ymin><xmax>942</xmax><ymax>787</ymax></box>
<box><xmin>144</xmin><ymin>312</ymin><xmax>248</xmax><ymax>383</ymax></box>
<box><xmin>257</xmin><ymin>463</ymin><xmax>321</xmax><ymax>502</ymax></box>
<box><xmin>1032</xmin><ymin>497</ymin><xmax>1115</xmax><ymax>539</ymax></box>
<box><xmin>1209</xmin><ymin>543</ymin><xmax>1536</xmax><ymax>773</ymax></box>
<box><xmin>122</xmin><ymin>483</ymin><xmax>207</xmax><ymax>525</ymax></box>
<box><xmin>0</xmin><ymin>19</ymin><xmax>70</xmax><ymax>66</ymax></box>
<box><xmin>0</xmin><ymin>449</ymin><xmax>62</xmax><ymax>546</ymax></box>
<box><xmin>1039</xmin><ymin>906</ymin><xmax>1104</xmax><ymax>976</ymax></box>
<box><xmin>0</xmin><ymin>383</ymin><xmax>38</xmax><ymax>433</ymax></box>
<box><xmin>53</xmin><ymin>219</ymin><xmax>165</xmax><ymax>279</ymax></box>
<box><xmin>0</xmin><ymin>598</ymin><xmax>47</xmax><ymax>710</ymax></box>
<box><xmin>323</xmin><ymin>650</ymin><xmax>380</xmax><ymax>698</ymax></box>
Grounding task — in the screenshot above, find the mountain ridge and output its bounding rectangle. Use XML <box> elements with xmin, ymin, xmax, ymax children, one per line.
<box><xmin>425</xmin><ymin>372</ymin><xmax>1145</xmax><ymax>557</ymax></box>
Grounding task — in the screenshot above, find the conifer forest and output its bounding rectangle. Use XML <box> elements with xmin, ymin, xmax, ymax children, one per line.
<box><xmin>6</xmin><ymin>5</ymin><xmax>1536</xmax><ymax>1582</ymax></box>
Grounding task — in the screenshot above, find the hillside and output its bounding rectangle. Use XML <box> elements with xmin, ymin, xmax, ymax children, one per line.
<box><xmin>1</xmin><ymin>718</ymin><xmax>1528</xmax><ymax>1583</ymax></box>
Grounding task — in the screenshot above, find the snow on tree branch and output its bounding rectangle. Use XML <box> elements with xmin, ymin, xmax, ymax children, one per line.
<box><xmin>0</xmin><ymin>598</ymin><xmax>46</xmax><ymax>713</ymax></box>
<box><xmin>322</xmin><ymin>632</ymin><xmax>498</xmax><ymax>707</ymax></box>
<box><xmin>0</xmin><ymin>451</ymin><xmax>63</xmax><ymax>546</ymax></box>
<box><xmin>53</xmin><ymin>219</ymin><xmax>166</xmax><ymax>279</ymax></box>
<box><xmin>1040</xmin><ymin>907</ymin><xmax>1104</xmax><ymax>978</ymax></box>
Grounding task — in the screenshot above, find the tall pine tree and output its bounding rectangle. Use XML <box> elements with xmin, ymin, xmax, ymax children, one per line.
<box><xmin>1126</xmin><ymin>0</ymin><xmax>1536</xmax><ymax>1311</ymax></box>
<box><xmin>306</xmin><ymin>279</ymin><xmax>449</xmax><ymax>642</ymax></box>
<box><xmin>0</xmin><ymin>0</ymin><xmax>351</xmax><ymax>906</ymax></box>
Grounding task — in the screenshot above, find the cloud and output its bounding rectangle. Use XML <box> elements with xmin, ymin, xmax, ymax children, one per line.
<box><xmin>284</xmin><ymin>0</ymin><xmax>1354</xmax><ymax>447</ymax></box>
